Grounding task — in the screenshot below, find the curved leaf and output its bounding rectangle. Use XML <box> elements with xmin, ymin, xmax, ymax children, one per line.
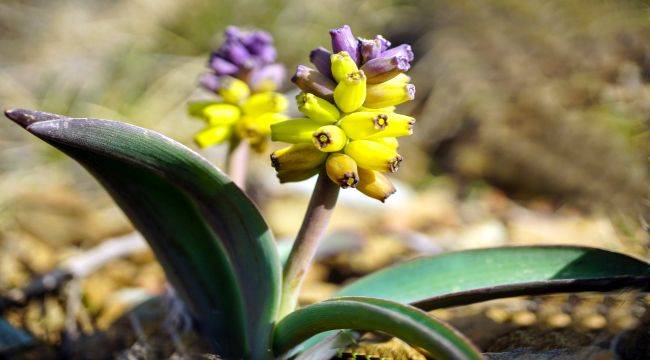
<box><xmin>5</xmin><ymin>109</ymin><xmax>281</xmax><ymax>358</ymax></box>
<box><xmin>338</xmin><ymin>246</ymin><xmax>649</xmax><ymax>309</ymax></box>
<box><xmin>1</xmin><ymin>318</ymin><xmax>33</xmax><ymax>354</ymax></box>
<box><xmin>273</xmin><ymin>297</ymin><xmax>483</xmax><ymax>360</ymax></box>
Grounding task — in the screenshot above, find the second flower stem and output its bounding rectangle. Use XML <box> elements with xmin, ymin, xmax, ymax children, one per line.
<box><xmin>278</xmin><ymin>169</ymin><xmax>340</xmax><ymax>318</ymax></box>
<box><xmin>226</xmin><ymin>139</ymin><xmax>249</xmax><ymax>190</ymax></box>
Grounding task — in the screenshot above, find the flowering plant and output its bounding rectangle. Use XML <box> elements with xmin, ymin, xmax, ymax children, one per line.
<box><xmin>5</xmin><ymin>24</ymin><xmax>649</xmax><ymax>360</ymax></box>
<box><xmin>187</xmin><ymin>26</ymin><xmax>288</xmax><ymax>188</ymax></box>
<box><xmin>270</xmin><ymin>25</ymin><xmax>415</xmax><ymax>202</ymax></box>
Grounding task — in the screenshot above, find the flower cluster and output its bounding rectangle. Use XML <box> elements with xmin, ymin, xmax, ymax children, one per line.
<box><xmin>270</xmin><ymin>25</ymin><xmax>415</xmax><ymax>202</ymax></box>
<box><xmin>188</xmin><ymin>26</ymin><xmax>287</xmax><ymax>151</ymax></box>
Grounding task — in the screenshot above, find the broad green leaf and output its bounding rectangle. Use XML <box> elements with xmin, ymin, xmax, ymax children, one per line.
<box><xmin>6</xmin><ymin>109</ymin><xmax>281</xmax><ymax>358</ymax></box>
<box><xmin>273</xmin><ymin>297</ymin><xmax>483</xmax><ymax>360</ymax></box>
<box><xmin>301</xmin><ymin>246</ymin><xmax>649</xmax><ymax>352</ymax></box>
<box><xmin>1</xmin><ymin>318</ymin><xmax>33</xmax><ymax>354</ymax></box>
<box><xmin>338</xmin><ymin>246</ymin><xmax>649</xmax><ymax>309</ymax></box>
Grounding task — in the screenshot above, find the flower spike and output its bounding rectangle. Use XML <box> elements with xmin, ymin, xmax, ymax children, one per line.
<box><xmin>275</xmin><ymin>24</ymin><xmax>417</xmax><ymax>320</ymax></box>
<box><xmin>188</xmin><ymin>26</ymin><xmax>287</xmax><ymax>153</ymax></box>
<box><xmin>270</xmin><ymin>24</ymin><xmax>415</xmax><ymax>202</ymax></box>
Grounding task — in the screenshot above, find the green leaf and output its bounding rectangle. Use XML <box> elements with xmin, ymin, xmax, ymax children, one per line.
<box><xmin>1</xmin><ymin>318</ymin><xmax>33</xmax><ymax>354</ymax></box>
<box><xmin>5</xmin><ymin>109</ymin><xmax>281</xmax><ymax>358</ymax></box>
<box><xmin>338</xmin><ymin>246</ymin><xmax>649</xmax><ymax>309</ymax></box>
<box><xmin>273</xmin><ymin>297</ymin><xmax>483</xmax><ymax>360</ymax></box>
<box><xmin>302</xmin><ymin>246</ymin><xmax>649</xmax><ymax>353</ymax></box>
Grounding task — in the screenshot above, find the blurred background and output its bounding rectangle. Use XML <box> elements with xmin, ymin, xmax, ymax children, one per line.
<box><xmin>0</xmin><ymin>0</ymin><xmax>649</xmax><ymax>358</ymax></box>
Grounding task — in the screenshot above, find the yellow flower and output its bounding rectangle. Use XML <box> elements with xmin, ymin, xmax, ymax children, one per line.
<box><xmin>312</xmin><ymin>125</ymin><xmax>347</xmax><ymax>152</ymax></box>
<box><xmin>333</xmin><ymin>70</ymin><xmax>367</xmax><ymax>113</ymax></box>
<box><xmin>296</xmin><ymin>93</ymin><xmax>340</xmax><ymax>124</ymax></box>
<box><xmin>326</xmin><ymin>153</ymin><xmax>359</xmax><ymax>188</ymax></box>
<box><xmin>188</xmin><ymin>79</ymin><xmax>287</xmax><ymax>152</ymax></box>
<box><xmin>330</xmin><ymin>51</ymin><xmax>358</xmax><ymax>83</ymax></box>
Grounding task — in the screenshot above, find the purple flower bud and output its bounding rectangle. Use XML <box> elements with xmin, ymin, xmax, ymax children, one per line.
<box><xmin>242</xmin><ymin>30</ymin><xmax>273</xmax><ymax>48</ymax></box>
<box><xmin>219</xmin><ymin>38</ymin><xmax>254</xmax><ymax>67</ymax></box>
<box><xmin>249</xmin><ymin>64</ymin><xmax>285</xmax><ymax>92</ymax></box>
<box><xmin>309</xmin><ymin>47</ymin><xmax>333</xmax><ymax>79</ymax></box>
<box><xmin>209</xmin><ymin>53</ymin><xmax>239</xmax><ymax>75</ymax></box>
<box><xmin>359</xmin><ymin>35</ymin><xmax>391</xmax><ymax>63</ymax></box>
<box><xmin>224</xmin><ymin>26</ymin><xmax>244</xmax><ymax>40</ymax></box>
<box><xmin>291</xmin><ymin>65</ymin><xmax>336</xmax><ymax>101</ymax></box>
<box><xmin>380</xmin><ymin>44</ymin><xmax>414</xmax><ymax>62</ymax></box>
<box><xmin>243</xmin><ymin>31</ymin><xmax>276</xmax><ymax>64</ymax></box>
<box><xmin>199</xmin><ymin>73</ymin><xmax>221</xmax><ymax>92</ymax></box>
<box><xmin>361</xmin><ymin>56</ymin><xmax>411</xmax><ymax>84</ymax></box>
<box><xmin>359</xmin><ymin>38</ymin><xmax>381</xmax><ymax>63</ymax></box>
<box><xmin>330</xmin><ymin>25</ymin><xmax>360</xmax><ymax>64</ymax></box>
<box><xmin>375</xmin><ymin>35</ymin><xmax>391</xmax><ymax>51</ymax></box>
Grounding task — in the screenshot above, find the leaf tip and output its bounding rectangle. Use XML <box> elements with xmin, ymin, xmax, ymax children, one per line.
<box><xmin>5</xmin><ymin>108</ymin><xmax>66</xmax><ymax>129</ymax></box>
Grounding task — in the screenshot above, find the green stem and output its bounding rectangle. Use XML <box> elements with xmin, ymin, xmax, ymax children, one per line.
<box><xmin>226</xmin><ymin>139</ymin><xmax>249</xmax><ymax>190</ymax></box>
<box><xmin>279</xmin><ymin>169</ymin><xmax>340</xmax><ymax>318</ymax></box>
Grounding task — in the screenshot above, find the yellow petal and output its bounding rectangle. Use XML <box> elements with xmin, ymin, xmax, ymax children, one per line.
<box><xmin>326</xmin><ymin>153</ymin><xmax>359</xmax><ymax>188</ymax></box>
<box><xmin>356</xmin><ymin>167</ymin><xmax>396</xmax><ymax>202</ymax></box>
<box><xmin>344</xmin><ymin>140</ymin><xmax>402</xmax><ymax>173</ymax></box>
<box><xmin>270</xmin><ymin>143</ymin><xmax>328</xmax><ymax>171</ymax></box>
<box><xmin>271</xmin><ymin>118</ymin><xmax>321</xmax><ymax>144</ymax></box>
<box><xmin>194</xmin><ymin>125</ymin><xmax>231</xmax><ymax>148</ymax></box>
<box><xmin>201</xmin><ymin>103</ymin><xmax>241</xmax><ymax>126</ymax></box>
<box><xmin>296</xmin><ymin>92</ymin><xmax>340</xmax><ymax>124</ymax></box>
<box><xmin>217</xmin><ymin>76</ymin><xmax>251</xmax><ymax>104</ymax></box>
<box><xmin>241</xmin><ymin>92</ymin><xmax>288</xmax><ymax>117</ymax></box>
<box><xmin>333</xmin><ymin>70</ymin><xmax>367</xmax><ymax>113</ymax></box>
<box><xmin>237</xmin><ymin>113</ymin><xmax>288</xmax><ymax>141</ymax></box>
<box><xmin>187</xmin><ymin>100</ymin><xmax>219</xmax><ymax>118</ymax></box>
<box><xmin>364</xmin><ymin>74</ymin><xmax>415</xmax><ymax>108</ymax></box>
<box><xmin>331</xmin><ymin>51</ymin><xmax>359</xmax><ymax>83</ymax></box>
<box><xmin>312</xmin><ymin>125</ymin><xmax>347</xmax><ymax>152</ymax></box>
<box><xmin>338</xmin><ymin>112</ymin><xmax>414</xmax><ymax>140</ymax></box>
<box><xmin>370</xmin><ymin>137</ymin><xmax>399</xmax><ymax>150</ymax></box>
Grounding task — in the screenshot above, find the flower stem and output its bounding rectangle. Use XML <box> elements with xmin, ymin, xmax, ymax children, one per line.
<box><xmin>226</xmin><ymin>139</ymin><xmax>249</xmax><ymax>190</ymax></box>
<box><xmin>278</xmin><ymin>169</ymin><xmax>340</xmax><ymax>318</ymax></box>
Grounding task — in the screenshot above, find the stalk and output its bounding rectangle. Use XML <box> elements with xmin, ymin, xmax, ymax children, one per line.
<box><xmin>226</xmin><ymin>139</ymin><xmax>250</xmax><ymax>190</ymax></box>
<box><xmin>279</xmin><ymin>169</ymin><xmax>340</xmax><ymax>318</ymax></box>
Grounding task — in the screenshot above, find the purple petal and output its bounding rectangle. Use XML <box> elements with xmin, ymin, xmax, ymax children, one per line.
<box><xmin>359</xmin><ymin>38</ymin><xmax>382</xmax><ymax>62</ymax></box>
<box><xmin>380</xmin><ymin>44</ymin><xmax>414</xmax><ymax>62</ymax></box>
<box><xmin>309</xmin><ymin>47</ymin><xmax>333</xmax><ymax>79</ymax></box>
<box><xmin>199</xmin><ymin>73</ymin><xmax>221</xmax><ymax>92</ymax></box>
<box><xmin>330</xmin><ymin>25</ymin><xmax>360</xmax><ymax>64</ymax></box>
<box><xmin>224</xmin><ymin>26</ymin><xmax>244</xmax><ymax>40</ymax></box>
<box><xmin>208</xmin><ymin>53</ymin><xmax>239</xmax><ymax>75</ymax></box>
<box><xmin>253</xmin><ymin>45</ymin><xmax>277</xmax><ymax>64</ymax></box>
<box><xmin>361</xmin><ymin>55</ymin><xmax>411</xmax><ymax>83</ymax></box>
<box><xmin>242</xmin><ymin>30</ymin><xmax>273</xmax><ymax>48</ymax></box>
<box><xmin>243</xmin><ymin>31</ymin><xmax>276</xmax><ymax>63</ymax></box>
<box><xmin>249</xmin><ymin>64</ymin><xmax>285</xmax><ymax>91</ymax></box>
<box><xmin>291</xmin><ymin>65</ymin><xmax>336</xmax><ymax>101</ymax></box>
<box><xmin>375</xmin><ymin>35</ymin><xmax>391</xmax><ymax>51</ymax></box>
<box><xmin>219</xmin><ymin>38</ymin><xmax>253</xmax><ymax>67</ymax></box>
